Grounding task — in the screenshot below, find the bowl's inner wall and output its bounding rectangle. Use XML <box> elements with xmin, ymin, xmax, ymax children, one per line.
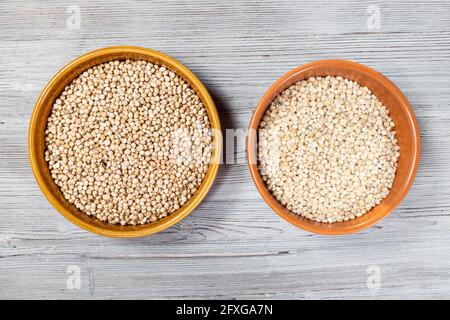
<box><xmin>32</xmin><ymin>51</ymin><xmax>220</xmax><ymax>233</ymax></box>
<box><xmin>251</xmin><ymin>63</ymin><xmax>418</xmax><ymax>232</ymax></box>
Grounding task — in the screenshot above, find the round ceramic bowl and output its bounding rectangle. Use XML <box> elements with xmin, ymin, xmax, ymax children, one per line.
<box><xmin>29</xmin><ymin>46</ymin><xmax>222</xmax><ymax>238</ymax></box>
<box><xmin>247</xmin><ymin>60</ymin><xmax>420</xmax><ymax>235</ymax></box>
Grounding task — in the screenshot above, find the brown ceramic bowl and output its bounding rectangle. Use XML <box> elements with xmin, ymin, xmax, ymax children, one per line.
<box><xmin>247</xmin><ymin>60</ymin><xmax>420</xmax><ymax>235</ymax></box>
<box><xmin>29</xmin><ymin>46</ymin><xmax>222</xmax><ymax>238</ymax></box>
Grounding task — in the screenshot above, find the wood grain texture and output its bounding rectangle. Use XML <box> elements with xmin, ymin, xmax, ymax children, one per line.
<box><xmin>1</xmin><ymin>0</ymin><xmax>450</xmax><ymax>299</ymax></box>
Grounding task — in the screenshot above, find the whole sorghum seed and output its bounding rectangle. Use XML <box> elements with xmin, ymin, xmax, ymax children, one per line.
<box><xmin>45</xmin><ymin>59</ymin><xmax>212</xmax><ymax>226</ymax></box>
<box><xmin>258</xmin><ymin>76</ymin><xmax>400</xmax><ymax>223</ymax></box>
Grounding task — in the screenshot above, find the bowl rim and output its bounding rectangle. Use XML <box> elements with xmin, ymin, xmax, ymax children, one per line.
<box><xmin>247</xmin><ymin>59</ymin><xmax>420</xmax><ymax>235</ymax></box>
<box><xmin>28</xmin><ymin>45</ymin><xmax>222</xmax><ymax>238</ymax></box>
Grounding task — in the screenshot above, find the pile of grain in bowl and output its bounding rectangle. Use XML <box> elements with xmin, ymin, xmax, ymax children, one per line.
<box><xmin>258</xmin><ymin>76</ymin><xmax>400</xmax><ymax>223</ymax></box>
<box><xmin>45</xmin><ymin>59</ymin><xmax>212</xmax><ymax>226</ymax></box>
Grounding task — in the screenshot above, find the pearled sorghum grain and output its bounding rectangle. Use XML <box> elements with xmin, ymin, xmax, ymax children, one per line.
<box><xmin>45</xmin><ymin>60</ymin><xmax>212</xmax><ymax>225</ymax></box>
<box><xmin>258</xmin><ymin>76</ymin><xmax>400</xmax><ymax>223</ymax></box>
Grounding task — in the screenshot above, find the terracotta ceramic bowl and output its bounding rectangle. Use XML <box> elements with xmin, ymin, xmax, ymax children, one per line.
<box><xmin>247</xmin><ymin>60</ymin><xmax>420</xmax><ymax>235</ymax></box>
<box><xmin>29</xmin><ymin>46</ymin><xmax>222</xmax><ymax>238</ymax></box>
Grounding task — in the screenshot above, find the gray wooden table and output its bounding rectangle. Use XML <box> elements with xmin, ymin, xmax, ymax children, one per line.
<box><xmin>1</xmin><ymin>0</ymin><xmax>450</xmax><ymax>299</ymax></box>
